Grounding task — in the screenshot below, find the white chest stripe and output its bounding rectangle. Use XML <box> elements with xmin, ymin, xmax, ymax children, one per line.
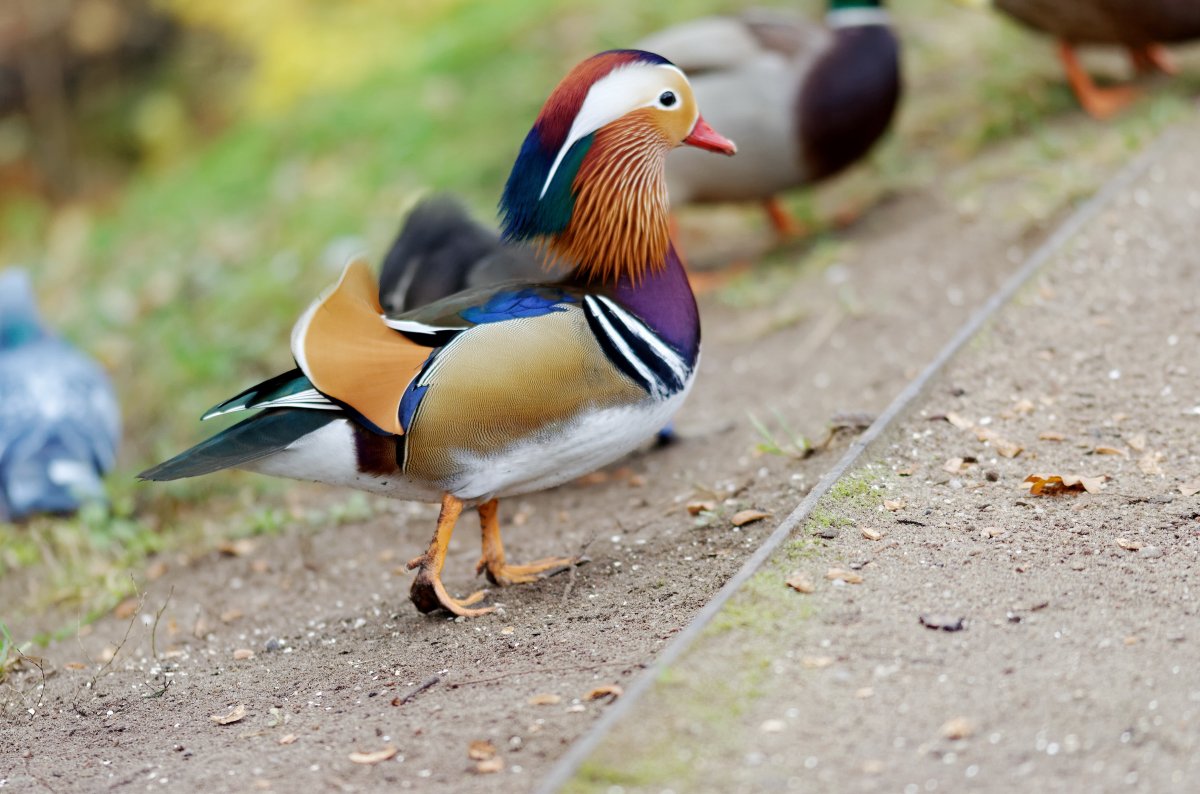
<box><xmin>583</xmin><ymin>296</ymin><xmax>667</xmax><ymax>397</ymax></box>
<box><xmin>592</xmin><ymin>295</ymin><xmax>689</xmax><ymax>386</ymax></box>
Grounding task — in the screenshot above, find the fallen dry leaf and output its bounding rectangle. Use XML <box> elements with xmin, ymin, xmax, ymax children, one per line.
<box><xmin>977</xmin><ymin>428</ymin><xmax>1023</xmax><ymax>458</ymax></box>
<box><xmin>1023</xmin><ymin>474</ymin><xmax>1107</xmax><ymax>495</ymax></box>
<box><xmin>233</xmin><ymin>648</ymin><xmax>255</xmax><ymax>661</ymax></box>
<box><xmin>826</xmin><ymin>568</ymin><xmax>863</xmax><ymax>585</ymax></box>
<box><xmin>1138</xmin><ymin>452</ymin><xmax>1165</xmax><ymax>476</ymax></box>
<box><xmin>1126</xmin><ymin>433</ymin><xmax>1147</xmax><ymax>453</ymax></box>
<box><xmin>348</xmin><ymin>745</ymin><xmax>398</xmax><ymax>765</ymax></box>
<box><xmin>220</xmin><ymin>609</ymin><xmax>243</xmax><ymax>624</ymax></box>
<box><xmin>786</xmin><ymin>573</ymin><xmax>815</xmax><ymax>594</ymax></box>
<box><xmin>1038</xmin><ymin>430</ymin><xmax>1066</xmax><ymax>442</ymax></box>
<box><xmin>1013</xmin><ymin>399</ymin><xmax>1035</xmax><ymax>415</ymax></box>
<box><xmin>945</xmin><ymin>412</ymin><xmax>974</xmax><ymax>430</ymax></box>
<box><xmin>1181</xmin><ymin>479</ymin><xmax>1200</xmax><ymax>498</ymax></box>
<box><xmin>731</xmin><ymin>509</ymin><xmax>771</xmax><ymax>527</ymax></box>
<box><xmin>584</xmin><ymin>685</ymin><xmax>623</xmax><ymax>702</ymax></box>
<box><xmin>278</xmin><ymin>734</ymin><xmax>297</xmax><ymax>746</ymax></box>
<box><xmin>1094</xmin><ymin>446</ymin><xmax>1128</xmax><ymax>457</ymax></box>
<box><xmin>474</xmin><ymin>757</ymin><xmax>505</xmax><ymax>774</ymax></box>
<box><xmin>1115</xmin><ymin>538</ymin><xmax>1144</xmax><ymax>552</ymax></box>
<box><xmin>896</xmin><ymin>465</ymin><xmax>917</xmax><ymax>476</ymax></box>
<box><xmin>942</xmin><ymin>457</ymin><xmax>965</xmax><ymax>474</ymax></box>
<box><xmin>527</xmin><ymin>693</ymin><xmax>562</xmax><ymax>706</ymax></box>
<box><xmin>883</xmin><ymin>499</ymin><xmax>906</xmax><ymax>512</ymax></box>
<box><xmin>63</xmin><ymin>661</ymin><xmax>88</xmax><ymax>671</ymax></box>
<box><xmin>468</xmin><ymin>740</ymin><xmax>497</xmax><ymax>761</ymax></box>
<box><xmin>941</xmin><ymin>717</ymin><xmax>974</xmax><ymax>740</ymax></box>
<box><xmin>210</xmin><ymin>704</ymin><xmax>247</xmax><ymax>725</ymax></box>
<box><xmin>218</xmin><ymin>539</ymin><xmax>255</xmax><ymax>557</ymax></box>
<box><xmin>113</xmin><ymin>597</ymin><xmax>140</xmax><ymax>620</ymax></box>
<box><xmin>686</xmin><ymin>500</ymin><xmax>716</xmax><ymax>516</ymax></box>
<box><xmin>860</xmin><ymin>527</ymin><xmax>884</xmax><ymax>541</ymax></box>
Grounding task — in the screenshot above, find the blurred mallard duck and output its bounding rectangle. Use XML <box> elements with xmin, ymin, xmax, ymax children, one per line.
<box><xmin>991</xmin><ymin>0</ymin><xmax>1200</xmax><ymax>118</ymax></box>
<box><xmin>636</xmin><ymin>0</ymin><xmax>902</xmax><ymax>235</ymax></box>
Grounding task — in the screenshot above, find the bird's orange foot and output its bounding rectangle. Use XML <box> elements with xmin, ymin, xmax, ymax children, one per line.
<box><xmin>763</xmin><ymin>197</ymin><xmax>811</xmax><ymax>238</ymax></box>
<box><xmin>474</xmin><ymin>555</ymin><xmax>587</xmax><ymax>587</ymax></box>
<box><xmin>1058</xmin><ymin>41</ymin><xmax>1138</xmax><ymax>120</ymax></box>
<box><xmin>408</xmin><ymin>557</ymin><xmax>493</xmax><ymax>617</ymax></box>
<box><xmin>1130</xmin><ymin>44</ymin><xmax>1178</xmax><ymax>76</ymax></box>
<box><xmin>1076</xmin><ymin>83</ymin><xmax>1138</xmax><ymax>120</ymax></box>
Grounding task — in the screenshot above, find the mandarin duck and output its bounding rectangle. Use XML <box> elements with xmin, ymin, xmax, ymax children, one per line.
<box><xmin>990</xmin><ymin>0</ymin><xmax>1200</xmax><ymax>119</ymax></box>
<box><xmin>140</xmin><ymin>50</ymin><xmax>736</xmax><ymax>617</ymax></box>
<box><xmin>635</xmin><ymin>0</ymin><xmax>901</xmax><ymax>236</ymax></box>
<box><xmin>378</xmin><ymin>197</ymin><xmax>682</xmax><ymax>446</ymax></box>
<box><xmin>0</xmin><ymin>269</ymin><xmax>120</xmax><ymax>521</ymax></box>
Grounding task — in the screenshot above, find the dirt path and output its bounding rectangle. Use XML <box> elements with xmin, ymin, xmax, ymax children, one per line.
<box><xmin>563</xmin><ymin>118</ymin><xmax>1200</xmax><ymax>793</ymax></box>
<box><xmin>0</xmin><ymin>116</ymin><xmax>1176</xmax><ymax>793</ymax></box>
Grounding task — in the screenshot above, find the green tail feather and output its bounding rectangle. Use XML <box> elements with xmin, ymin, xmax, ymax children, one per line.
<box><xmin>201</xmin><ymin>368</ymin><xmax>325</xmax><ymax>420</ymax></box>
<box><xmin>139</xmin><ymin>409</ymin><xmax>337</xmax><ymax>481</ymax></box>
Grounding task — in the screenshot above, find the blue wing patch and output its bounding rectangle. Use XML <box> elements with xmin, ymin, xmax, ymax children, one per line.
<box><xmin>460</xmin><ymin>289</ymin><xmax>574</xmax><ymax>324</ymax></box>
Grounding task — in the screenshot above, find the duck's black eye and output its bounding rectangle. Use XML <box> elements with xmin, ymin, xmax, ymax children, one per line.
<box><xmin>658</xmin><ymin>91</ymin><xmax>677</xmax><ymax>108</ymax></box>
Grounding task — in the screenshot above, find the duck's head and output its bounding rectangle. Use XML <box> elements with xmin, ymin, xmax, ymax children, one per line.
<box><xmin>500</xmin><ymin>49</ymin><xmax>735</xmax><ymax>283</ymax></box>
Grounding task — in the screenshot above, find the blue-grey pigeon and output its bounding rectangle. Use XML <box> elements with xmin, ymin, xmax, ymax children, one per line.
<box><xmin>0</xmin><ymin>269</ymin><xmax>121</xmax><ymax>520</ymax></box>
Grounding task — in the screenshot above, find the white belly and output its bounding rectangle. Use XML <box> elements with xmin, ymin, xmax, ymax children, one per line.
<box><xmin>448</xmin><ymin>375</ymin><xmax>694</xmax><ymax>502</ymax></box>
<box><xmin>244</xmin><ymin>419</ymin><xmax>442</xmax><ymax>502</ymax></box>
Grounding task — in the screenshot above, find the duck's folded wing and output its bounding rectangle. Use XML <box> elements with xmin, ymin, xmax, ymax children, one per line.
<box><xmin>291</xmin><ymin>259</ymin><xmax>445</xmax><ymax>436</ymax></box>
<box><xmin>293</xmin><ymin>260</ymin><xmax>577</xmax><ymax>436</ymax></box>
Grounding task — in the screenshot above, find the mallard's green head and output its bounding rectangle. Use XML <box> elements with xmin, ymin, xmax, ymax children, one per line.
<box><xmin>827</xmin><ymin>0</ymin><xmax>890</xmax><ymax>27</ymax></box>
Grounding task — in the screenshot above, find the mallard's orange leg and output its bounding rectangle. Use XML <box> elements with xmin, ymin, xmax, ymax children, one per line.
<box><xmin>1058</xmin><ymin>41</ymin><xmax>1137</xmax><ymax>119</ymax></box>
<box><xmin>763</xmin><ymin>196</ymin><xmax>809</xmax><ymax>238</ymax></box>
<box><xmin>1129</xmin><ymin>44</ymin><xmax>1178</xmax><ymax>76</ymax></box>
<box><xmin>474</xmin><ymin>498</ymin><xmax>583</xmax><ymax>586</ymax></box>
<box><xmin>407</xmin><ymin>493</ymin><xmax>493</xmax><ymax>616</ymax></box>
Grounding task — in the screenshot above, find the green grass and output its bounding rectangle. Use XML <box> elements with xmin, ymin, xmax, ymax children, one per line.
<box><xmin>4</xmin><ymin>0</ymin><xmax>1200</xmax><ymax>637</ymax></box>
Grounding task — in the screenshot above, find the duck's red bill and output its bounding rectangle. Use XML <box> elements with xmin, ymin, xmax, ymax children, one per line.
<box><xmin>683</xmin><ymin>115</ymin><xmax>736</xmax><ymax>156</ymax></box>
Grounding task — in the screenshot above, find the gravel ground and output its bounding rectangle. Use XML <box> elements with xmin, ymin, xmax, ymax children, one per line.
<box><xmin>565</xmin><ymin>116</ymin><xmax>1200</xmax><ymax>793</ymax></box>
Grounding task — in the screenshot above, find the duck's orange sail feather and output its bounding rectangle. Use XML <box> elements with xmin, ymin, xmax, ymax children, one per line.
<box><xmin>290</xmin><ymin>259</ymin><xmax>430</xmax><ymax>435</ymax></box>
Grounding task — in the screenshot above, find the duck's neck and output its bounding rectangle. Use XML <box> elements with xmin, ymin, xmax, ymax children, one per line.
<box><xmin>585</xmin><ymin>243</ymin><xmax>700</xmax><ymax>364</ymax></box>
<box><xmin>547</xmin><ymin>117</ymin><xmax>672</xmax><ymax>284</ymax></box>
<box><xmin>826</xmin><ymin>2</ymin><xmax>890</xmax><ymax>28</ymax></box>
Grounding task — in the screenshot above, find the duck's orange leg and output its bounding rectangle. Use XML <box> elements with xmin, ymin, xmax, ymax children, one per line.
<box><xmin>1058</xmin><ymin>41</ymin><xmax>1137</xmax><ymax>119</ymax></box>
<box><xmin>1129</xmin><ymin>43</ymin><xmax>1178</xmax><ymax>76</ymax></box>
<box><xmin>408</xmin><ymin>493</ymin><xmax>493</xmax><ymax>616</ymax></box>
<box><xmin>762</xmin><ymin>196</ymin><xmax>809</xmax><ymax>238</ymax></box>
<box><xmin>474</xmin><ymin>499</ymin><xmax>583</xmax><ymax>586</ymax></box>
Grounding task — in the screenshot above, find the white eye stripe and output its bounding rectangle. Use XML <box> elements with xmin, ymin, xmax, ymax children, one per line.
<box><xmin>539</xmin><ymin>63</ymin><xmax>693</xmax><ymax>200</ymax></box>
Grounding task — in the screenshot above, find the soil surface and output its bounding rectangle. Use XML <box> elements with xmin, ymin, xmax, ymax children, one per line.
<box><xmin>1</xmin><ymin>91</ymin><xmax>1190</xmax><ymax>794</ymax></box>
<box><xmin>569</xmin><ymin>119</ymin><xmax>1200</xmax><ymax>792</ymax></box>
